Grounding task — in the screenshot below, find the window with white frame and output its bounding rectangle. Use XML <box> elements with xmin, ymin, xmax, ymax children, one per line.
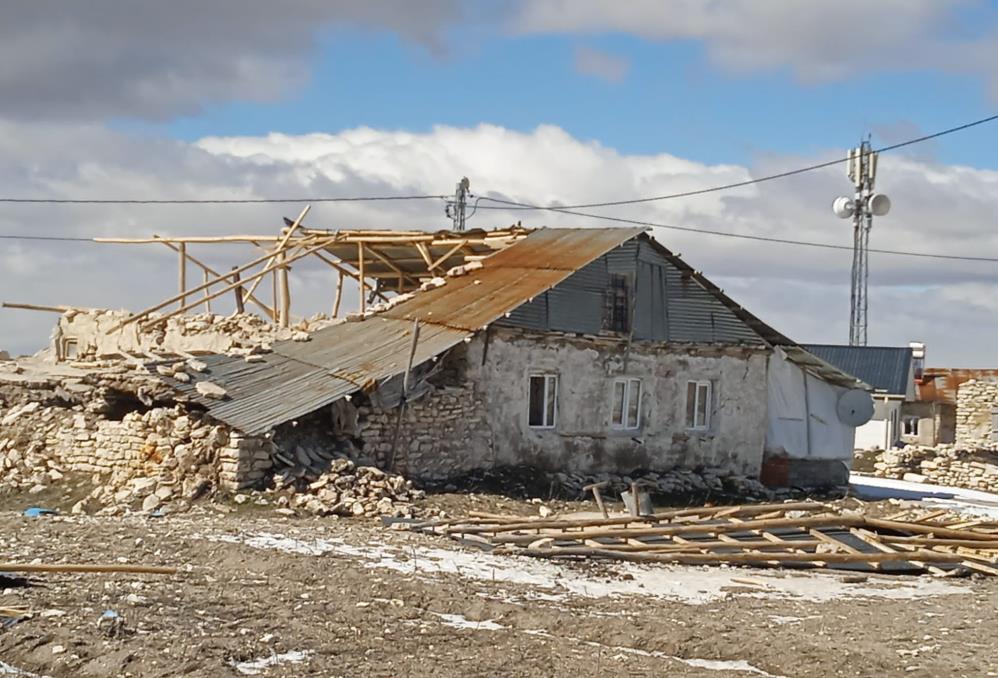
<box><xmin>686</xmin><ymin>380</ymin><xmax>711</xmax><ymax>430</ymax></box>
<box><xmin>611</xmin><ymin>378</ymin><xmax>642</xmax><ymax>429</ymax></box>
<box><xmin>902</xmin><ymin>416</ymin><xmax>919</xmax><ymax>436</ymax></box>
<box><xmin>528</xmin><ymin>374</ymin><xmax>558</xmax><ymax>428</ymax></box>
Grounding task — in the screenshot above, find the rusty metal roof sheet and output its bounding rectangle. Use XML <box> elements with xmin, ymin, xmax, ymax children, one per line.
<box><xmin>167</xmin><ymin>227</ymin><xmax>643</xmax><ymax>433</ymax></box>
<box><xmin>915</xmin><ymin>368</ymin><xmax>998</xmax><ymax>403</ymax></box>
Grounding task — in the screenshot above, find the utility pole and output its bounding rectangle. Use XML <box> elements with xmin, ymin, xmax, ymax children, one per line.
<box><xmin>446</xmin><ymin>177</ymin><xmax>471</xmax><ymax>231</ymax></box>
<box><xmin>833</xmin><ymin>139</ymin><xmax>891</xmax><ymax>346</ymax></box>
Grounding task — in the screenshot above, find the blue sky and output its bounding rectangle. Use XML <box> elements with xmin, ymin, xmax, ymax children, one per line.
<box><xmin>3</xmin><ymin>1</ymin><xmax>998</xmax><ymax>363</ymax></box>
<box><xmin>143</xmin><ymin>25</ymin><xmax>995</xmax><ymax>170</ymax></box>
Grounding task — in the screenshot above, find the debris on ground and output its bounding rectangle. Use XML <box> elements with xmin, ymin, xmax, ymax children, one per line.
<box><xmin>407</xmin><ymin>501</ymin><xmax>998</xmax><ymax>576</ymax></box>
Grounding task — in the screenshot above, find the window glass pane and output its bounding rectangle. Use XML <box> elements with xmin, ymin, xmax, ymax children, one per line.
<box><xmin>686</xmin><ymin>381</ymin><xmax>697</xmax><ymax>428</ymax></box>
<box><xmin>545</xmin><ymin>376</ymin><xmax>557</xmax><ymax>426</ymax></box>
<box><xmin>528</xmin><ymin>376</ymin><xmax>545</xmax><ymax>426</ymax></box>
<box><xmin>612</xmin><ymin>381</ymin><xmax>625</xmax><ymax>426</ymax></box>
<box><xmin>627</xmin><ymin>379</ymin><xmax>640</xmax><ymax>428</ymax></box>
<box><xmin>696</xmin><ymin>383</ymin><xmax>710</xmax><ymax>428</ymax></box>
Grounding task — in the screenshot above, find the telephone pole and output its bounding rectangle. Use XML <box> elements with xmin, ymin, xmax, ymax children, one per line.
<box><xmin>833</xmin><ymin>139</ymin><xmax>891</xmax><ymax>346</ymax></box>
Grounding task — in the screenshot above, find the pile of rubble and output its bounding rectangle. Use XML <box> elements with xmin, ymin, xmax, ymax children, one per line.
<box><xmin>48</xmin><ymin>309</ymin><xmax>340</xmax><ymax>363</ymax></box>
<box><xmin>0</xmin><ymin>361</ymin><xmax>423</xmax><ymax>519</ymax></box>
<box><xmin>870</xmin><ymin>444</ymin><xmax>998</xmax><ymax>493</ymax></box>
<box><xmin>554</xmin><ymin>467</ymin><xmax>773</xmax><ymax>500</ymax></box>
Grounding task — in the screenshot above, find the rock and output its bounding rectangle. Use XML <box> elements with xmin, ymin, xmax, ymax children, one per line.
<box><xmin>195</xmin><ymin>381</ymin><xmax>227</xmax><ymax>400</ymax></box>
<box><xmin>141</xmin><ymin>494</ymin><xmax>161</xmax><ymax>512</ymax></box>
<box><xmin>233</xmin><ymin>493</ymin><xmax>250</xmax><ymax>505</ymax></box>
<box><xmin>186</xmin><ymin>358</ymin><xmax>208</xmax><ymax>373</ymax></box>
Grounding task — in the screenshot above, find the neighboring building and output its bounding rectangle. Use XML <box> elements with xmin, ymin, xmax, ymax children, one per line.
<box><xmin>803</xmin><ymin>344</ymin><xmax>915</xmax><ymax>451</ymax></box>
<box><xmin>906</xmin><ymin>368</ymin><xmax>998</xmax><ymax>446</ymax></box>
<box><xmin>169</xmin><ymin>228</ymin><xmax>870</xmax><ymax>487</ymax></box>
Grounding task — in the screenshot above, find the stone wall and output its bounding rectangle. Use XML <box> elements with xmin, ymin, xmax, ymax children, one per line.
<box><xmin>356</xmin><ymin>344</ymin><xmax>494</xmax><ymax>480</ymax></box>
<box><xmin>354</xmin><ymin>328</ymin><xmax>771</xmax><ymax>480</ymax></box>
<box><xmin>870</xmin><ymin>444</ymin><xmax>998</xmax><ymax>493</ymax></box>
<box><xmin>0</xmin><ymin>396</ymin><xmax>274</xmax><ymax>511</ymax></box>
<box><xmin>47</xmin><ymin>309</ymin><xmax>338</xmax><ymax>362</ymax></box>
<box><xmin>956</xmin><ymin>379</ymin><xmax>998</xmax><ymax>444</ymax></box>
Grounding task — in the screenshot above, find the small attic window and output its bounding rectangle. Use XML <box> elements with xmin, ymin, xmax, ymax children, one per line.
<box><xmin>604</xmin><ymin>273</ymin><xmax>631</xmax><ymax>333</ymax></box>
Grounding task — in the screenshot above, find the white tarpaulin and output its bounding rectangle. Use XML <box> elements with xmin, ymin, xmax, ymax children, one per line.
<box><xmin>766</xmin><ymin>348</ymin><xmax>857</xmax><ymax>462</ymax></box>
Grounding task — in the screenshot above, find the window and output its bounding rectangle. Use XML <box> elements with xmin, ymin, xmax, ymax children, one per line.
<box><xmin>62</xmin><ymin>338</ymin><xmax>78</xmax><ymax>361</ymax></box>
<box><xmin>604</xmin><ymin>273</ymin><xmax>631</xmax><ymax>333</ymax></box>
<box><xmin>528</xmin><ymin>374</ymin><xmax>558</xmax><ymax>428</ymax></box>
<box><xmin>611</xmin><ymin>379</ymin><xmax>642</xmax><ymax>429</ymax></box>
<box><xmin>686</xmin><ymin>380</ymin><xmax>711</xmax><ymax>430</ymax></box>
<box><xmin>902</xmin><ymin>416</ymin><xmax>919</xmax><ymax>436</ymax></box>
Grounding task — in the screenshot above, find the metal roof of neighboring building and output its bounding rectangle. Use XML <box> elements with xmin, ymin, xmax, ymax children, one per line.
<box><xmin>915</xmin><ymin>368</ymin><xmax>998</xmax><ymax>403</ymax></box>
<box><xmin>166</xmin><ymin>227</ymin><xmax>865</xmax><ymax>434</ymax></box>
<box><xmin>802</xmin><ymin>344</ymin><xmax>913</xmax><ymax>396</ymax></box>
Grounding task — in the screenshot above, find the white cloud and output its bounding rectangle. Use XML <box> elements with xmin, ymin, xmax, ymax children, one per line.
<box><xmin>1</xmin><ymin>121</ymin><xmax>997</xmax><ymax>367</ymax></box>
<box><xmin>0</xmin><ymin>1</ymin><xmax>462</xmax><ymax>121</ymax></box>
<box><xmin>513</xmin><ymin>0</ymin><xmax>998</xmax><ymax>92</ymax></box>
<box><xmin>574</xmin><ymin>46</ymin><xmax>630</xmax><ymax>82</ymax></box>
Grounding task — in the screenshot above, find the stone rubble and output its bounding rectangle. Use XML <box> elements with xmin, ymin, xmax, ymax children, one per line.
<box><xmin>46</xmin><ymin>309</ymin><xmax>341</xmax><ymax>363</ymax></box>
<box><xmin>553</xmin><ymin>468</ymin><xmax>773</xmax><ymax>500</ymax></box>
<box><xmin>0</xmin><ymin>360</ymin><xmax>422</xmax><ymax>519</ymax></box>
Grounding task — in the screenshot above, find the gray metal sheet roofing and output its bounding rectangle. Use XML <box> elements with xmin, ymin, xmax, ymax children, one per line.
<box><xmin>165</xmin><ymin>227</ymin><xmax>866</xmax><ymax>433</ymax></box>
<box><xmin>802</xmin><ymin>344</ymin><xmax>913</xmax><ymax>396</ymax></box>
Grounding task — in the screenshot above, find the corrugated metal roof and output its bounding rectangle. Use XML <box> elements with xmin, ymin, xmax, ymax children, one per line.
<box><xmin>164</xmin><ymin>227</ymin><xmax>866</xmax><ymax>432</ymax></box>
<box><xmin>802</xmin><ymin>345</ymin><xmax>913</xmax><ymax>396</ymax></box>
<box><xmin>916</xmin><ymin>368</ymin><xmax>998</xmax><ymax>403</ymax></box>
<box><xmin>166</xmin><ymin>227</ymin><xmax>643</xmax><ymax>434</ymax></box>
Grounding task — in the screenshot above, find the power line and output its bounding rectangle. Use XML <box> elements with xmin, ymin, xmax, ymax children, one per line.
<box><xmin>2</xmin><ymin>216</ymin><xmax>997</xmax><ymax>263</ymax></box>
<box><xmin>476</xmin><ymin>113</ymin><xmax>998</xmax><ymax>211</ymax></box>
<box><xmin>0</xmin><ymin>113</ymin><xmax>993</xmax><ymax>208</ymax></box>
<box><xmin>486</xmin><ymin>202</ymin><xmax>998</xmax><ymax>263</ymax></box>
<box><xmin>0</xmin><ymin>194</ymin><xmax>448</xmax><ymax>205</ymax></box>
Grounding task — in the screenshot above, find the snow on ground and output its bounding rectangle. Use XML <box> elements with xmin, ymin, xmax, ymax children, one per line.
<box><xmin>208</xmin><ymin>531</ymin><xmax>970</xmax><ymax>606</ymax></box>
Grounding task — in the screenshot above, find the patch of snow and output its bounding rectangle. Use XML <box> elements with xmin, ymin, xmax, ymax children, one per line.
<box><xmin>231</xmin><ymin>650</ymin><xmax>312</xmax><ymax>675</ymax></box>
<box><xmin>0</xmin><ymin>662</ymin><xmax>40</xmax><ymax>677</ymax></box>
<box><xmin>208</xmin><ymin>531</ymin><xmax>970</xmax><ymax>605</ymax></box>
<box><xmin>432</xmin><ymin>612</ymin><xmax>505</xmax><ymax>631</ymax></box>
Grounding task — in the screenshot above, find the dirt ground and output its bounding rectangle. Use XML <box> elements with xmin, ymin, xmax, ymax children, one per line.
<box><xmin>2</xmin><ymin>493</ymin><xmax>997</xmax><ymax>678</ymax></box>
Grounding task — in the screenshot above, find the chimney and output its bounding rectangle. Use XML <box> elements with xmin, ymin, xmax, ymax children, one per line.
<box><xmin>909</xmin><ymin>341</ymin><xmax>926</xmax><ymax>382</ymax></box>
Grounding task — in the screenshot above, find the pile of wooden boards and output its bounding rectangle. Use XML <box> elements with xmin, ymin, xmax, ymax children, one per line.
<box><xmin>409</xmin><ymin>501</ymin><xmax>998</xmax><ymax>576</ymax></box>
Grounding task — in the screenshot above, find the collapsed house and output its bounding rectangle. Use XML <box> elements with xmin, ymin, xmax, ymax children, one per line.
<box><xmin>1</xmin><ymin>223</ymin><xmax>877</xmax><ymax>515</ymax></box>
<box><xmin>158</xmin><ymin>227</ymin><xmax>871</xmax><ymax>489</ymax></box>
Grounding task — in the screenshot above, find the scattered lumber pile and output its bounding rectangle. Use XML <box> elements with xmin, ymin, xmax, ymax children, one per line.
<box><xmin>409</xmin><ymin>502</ymin><xmax>998</xmax><ymax>576</ymax></box>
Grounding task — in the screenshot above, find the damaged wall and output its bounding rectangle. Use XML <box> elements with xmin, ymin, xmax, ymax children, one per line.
<box><xmin>49</xmin><ymin>309</ymin><xmax>335</xmax><ymax>362</ymax></box>
<box><xmin>356</xmin><ymin>327</ymin><xmax>770</xmax><ymax>480</ymax></box>
<box><xmin>956</xmin><ymin>379</ymin><xmax>998</xmax><ymax>444</ymax></box>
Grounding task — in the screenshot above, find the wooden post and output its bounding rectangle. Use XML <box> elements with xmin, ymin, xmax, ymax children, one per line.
<box><xmin>332</xmin><ymin>271</ymin><xmax>344</xmax><ymax>317</ymax></box>
<box><xmin>272</xmin><ymin>269</ymin><xmax>279</xmax><ymax>323</ymax></box>
<box><xmin>358</xmin><ymin>243</ymin><xmax>366</xmax><ymax>315</ymax></box>
<box><xmin>202</xmin><ymin>270</ymin><xmax>212</xmax><ymax>313</ymax></box>
<box><xmin>178</xmin><ymin>243</ymin><xmax>187</xmax><ymax>310</ymax></box>
<box><xmin>278</xmin><ymin>250</ymin><xmax>290</xmax><ymax>327</ymax></box>
<box><xmin>231</xmin><ymin>266</ymin><xmax>245</xmax><ymax>314</ymax></box>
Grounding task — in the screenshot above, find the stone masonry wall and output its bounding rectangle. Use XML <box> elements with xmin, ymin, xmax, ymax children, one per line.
<box><xmin>356</xmin><ymin>347</ymin><xmax>494</xmax><ymax>480</ymax></box>
<box><xmin>0</xmin><ymin>396</ymin><xmax>275</xmax><ymax>513</ymax></box>
<box><xmin>956</xmin><ymin>379</ymin><xmax>998</xmax><ymax>444</ymax></box>
<box><xmin>870</xmin><ymin>444</ymin><xmax>998</xmax><ymax>493</ymax></box>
